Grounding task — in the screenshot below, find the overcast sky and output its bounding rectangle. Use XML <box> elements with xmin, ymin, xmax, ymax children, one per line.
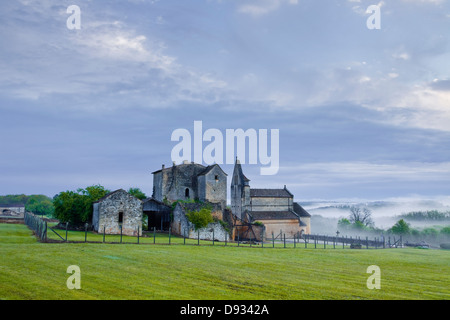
<box><xmin>1</xmin><ymin>0</ymin><xmax>450</xmax><ymax>204</ymax></box>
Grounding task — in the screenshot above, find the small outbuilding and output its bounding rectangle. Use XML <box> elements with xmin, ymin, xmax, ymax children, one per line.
<box><xmin>92</xmin><ymin>189</ymin><xmax>143</xmax><ymax>236</ymax></box>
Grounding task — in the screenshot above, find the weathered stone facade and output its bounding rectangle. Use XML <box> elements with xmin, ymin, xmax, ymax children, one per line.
<box><xmin>92</xmin><ymin>189</ymin><xmax>143</xmax><ymax>236</ymax></box>
<box><xmin>171</xmin><ymin>202</ymin><xmax>230</xmax><ymax>241</ymax></box>
<box><xmin>0</xmin><ymin>205</ymin><xmax>25</xmax><ymax>218</ymax></box>
<box><xmin>152</xmin><ymin>161</ymin><xmax>227</xmax><ymax>207</ymax></box>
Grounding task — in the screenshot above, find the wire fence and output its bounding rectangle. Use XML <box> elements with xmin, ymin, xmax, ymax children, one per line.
<box><xmin>21</xmin><ymin>217</ymin><xmax>393</xmax><ymax>250</ymax></box>
<box><xmin>24</xmin><ymin>212</ymin><xmax>47</xmax><ymax>242</ymax></box>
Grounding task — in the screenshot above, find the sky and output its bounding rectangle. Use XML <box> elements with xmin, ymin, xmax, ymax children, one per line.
<box><xmin>1</xmin><ymin>0</ymin><xmax>450</xmax><ymax>205</ymax></box>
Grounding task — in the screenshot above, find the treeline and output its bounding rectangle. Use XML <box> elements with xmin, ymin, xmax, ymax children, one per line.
<box><xmin>0</xmin><ymin>194</ymin><xmax>54</xmax><ymax>216</ymax></box>
<box><xmin>0</xmin><ymin>186</ymin><xmax>147</xmax><ymax>222</ymax></box>
<box><xmin>52</xmin><ymin>185</ymin><xmax>147</xmax><ymax>225</ymax></box>
<box><xmin>398</xmin><ymin>210</ymin><xmax>450</xmax><ymax>221</ymax></box>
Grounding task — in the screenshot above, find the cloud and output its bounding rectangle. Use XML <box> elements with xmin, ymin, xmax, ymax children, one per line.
<box><xmin>0</xmin><ymin>1</ymin><xmax>230</xmax><ymax>109</ymax></box>
<box><xmin>237</xmin><ymin>0</ymin><xmax>299</xmax><ymax>16</ymax></box>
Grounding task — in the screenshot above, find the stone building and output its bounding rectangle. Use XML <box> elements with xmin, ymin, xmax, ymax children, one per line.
<box><xmin>0</xmin><ymin>204</ymin><xmax>25</xmax><ymax>217</ymax></box>
<box><xmin>151</xmin><ymin>161</ymin><xmax>227</xmax><ymax>207</ymax></box>
<box><xmin>230</xmin><ymin>159</ymin><xmax>311</xmax><ymax>238</ymax></box>
<box><xmin>92</xmin><ymin>189</ymin><xmax>143</xmax><ymax>236</ymax></box>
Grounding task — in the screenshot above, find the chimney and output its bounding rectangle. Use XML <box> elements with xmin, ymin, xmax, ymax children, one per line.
<box><xmin>162</xmin><ymin>164</ymin><xmax>165</xmax><ymax>170</ymax></box>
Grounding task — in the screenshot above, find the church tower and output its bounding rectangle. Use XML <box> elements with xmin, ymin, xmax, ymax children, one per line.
<box><xmin>230</xmin><ymin>158</ymin><xmax>251</xmax><ymax>220</ymax></box>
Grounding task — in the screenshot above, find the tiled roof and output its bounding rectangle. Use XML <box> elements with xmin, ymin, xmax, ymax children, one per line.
<box><xmin>250</xmin><ymin>188</ymin><xmax>292</xmax><ymax>198</ymax></box>
<box><xmin>293</xmin><ymin>202</ymin><xmax>311</xmax><ymax>217</ymax></box>
<box><xmin>250</xmin><ymin>211</ymin><xmax>299</xmax><ymax>220</ymax></box>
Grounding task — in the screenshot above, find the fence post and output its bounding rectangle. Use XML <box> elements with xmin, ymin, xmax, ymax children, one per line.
<box><xmin>103</xmin><ymin>226</ymin><xmax>106</xmax><ymax>243</ymax></box>
<box><xmin>198</xmin><ymin>229</ymin><xmax>200</xmax><ymax>246</ymax></box>
<box><xmin>212</xmin><ymin>228</ymin><xmax>215</xmax><ymax>246</ymax></box>
<box><xmin>294</xmin><ymin>233</ymin><xmax>296</xmax><ymax>248</ymax></box>
<box><xmin>305</xmin><ymin>235</ymin><xmax>307</xmax><ymax>248</ymax></box>
<box><xmin>85</xmin><ymin>223</ymin><xmax>88</xmax><ymax>243</ymax></box>
<box><xmin>272</xmin><ymin>232</ymin><xmax>275</xmax><ymax>248</ymax></box>
<box><xmin>137</xmin><ymin>226</ymin><xmax>140</xmax><ymax>244</ymax></box>
<box><xmin>44</xmin><ymin>221</ymin><xmax>48</xmax><ymax>242</ymax></box>
<box><xmin>184</xmin><ymin>228</ymin><xmax>186</xmax><ymax>245</ymax></box>
<box><xmin>283</xmin><ymin>233</ymin><xmax>286</xmax><ymax>248</ymax></box>
<box><xmin>153</xmin><ymin>227</ymin><xmax>156</xmax><ymax>244</ymax></box>
<box><xmin>120</xmin><ymin>225</ymin><xmax>123</xmax><ymax>244</ymax></box>
<box><xmin>261</xmin><ymin>228</ymin><xmax>264</xmax><ymax>248</ymax></box>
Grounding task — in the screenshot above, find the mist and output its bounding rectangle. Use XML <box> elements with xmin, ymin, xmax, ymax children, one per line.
<box><xmin>301</xmin><ymin>197</ymin><xmax>450</xmax><ymax>248</ymax></box>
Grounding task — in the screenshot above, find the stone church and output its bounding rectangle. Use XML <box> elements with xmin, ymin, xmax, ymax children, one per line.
<box><xmin>231</xmin><ymin>159</ymin><xmax>311</xmax><ymax>237</ymax></box>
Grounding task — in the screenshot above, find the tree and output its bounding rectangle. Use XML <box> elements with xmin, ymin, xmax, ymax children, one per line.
<box><xmin>26</xmin><ymin>195</ymin><xmax>55</xmax><ymax>216</ymax></box>
<box><xmin>337</xmin><ymin>218</ymin><xmax>351</xmax><ymax>231</ymax></box>
<box><xmin>349</xmin><ymin>206</ymin><xmax>374</xmax><ymax>228</ymax></box>
<box><xmin>53</xmin><ymin>185</ymin><xmax>110</xmax><ymax>225</ymax></box>
<box><xmin>389</xmin><ymin>219</ymin><xmax>410</xmax><ymax>235</ymax></box>
<box><xmin>186</xmin><ymin>208</ymin><xmax>213</xmax><ymax>230</ymax></box>
<box><xmin>127</xmin><ymin>188</ymin><xmax>147</xmax><ymax>200</ymax></box>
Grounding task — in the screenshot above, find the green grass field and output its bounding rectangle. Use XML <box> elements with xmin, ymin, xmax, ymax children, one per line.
<box><xmin>1</xmin><ymin>223</ymin><xmax>449</xmax><ymax>300</ymax></box>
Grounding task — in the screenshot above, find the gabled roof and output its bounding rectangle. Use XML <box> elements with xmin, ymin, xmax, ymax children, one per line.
<box><xmin>293</xmin><ymin>202</ymin><xmax>311</xmax><ymax>217</ymax></box>
<box><xmin>250</xmin><ymin>188</ymin><xmax>292</xmax><ymax>198</ymax></box>
<box><xmin>197</xmin><ymin>164</ymin><xmax>228</xmax><ymax>177</ymax></box>
<box><xmin>151</xmin><ymin>162</ymin><xmax>206</xmax><ymax>174</ymax></box>
<box><xmin>93</xmin><ymin>189</ymin><xmax>142</xmax><ymax>203</ymax></box>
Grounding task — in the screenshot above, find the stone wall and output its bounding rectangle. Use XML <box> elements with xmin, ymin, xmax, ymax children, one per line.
<box><xmin>250</xmin><ymin>197</ymin><xmax>293</xmax><ymax>212</ymax></box>
<box><xmin>261</xmin><ymin>219</ymin><xmax>302</xmax><ymax>239</ymax></box>
<box><xmin>95</xmin><ymin>190</ymin><xmax>143</xmax><ymax>236</ymax></box>
<box><xmin>171</xmin><ymin>202</ymin><xmax>230</xmax><ymax>241</ymax></box>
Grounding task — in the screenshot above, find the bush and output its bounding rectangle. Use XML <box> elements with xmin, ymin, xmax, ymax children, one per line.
<box><xmin>186</xmin><ymin>208</ymin><xmax>213</xmax><ymax>230</ymax></box>
<box><xmin>440</xmin><ymin>226</ymin><xmax>450</xmax><ymax>236</ymax></box>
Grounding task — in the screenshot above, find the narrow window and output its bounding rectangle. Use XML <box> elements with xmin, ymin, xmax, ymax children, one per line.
<box><xmin>215</xmin><ymin>175</ymin><xmax>219</xmax><ymax>181</ymax></box>
<box><xmin>118</xmin><ymin>212</ymin><xmax>124</xmax><ymax>224</ymax></box>
<box><xmin>185</xmin><ymin>188</ymin><xmax>190</xmax><ymax>199</ymax></box>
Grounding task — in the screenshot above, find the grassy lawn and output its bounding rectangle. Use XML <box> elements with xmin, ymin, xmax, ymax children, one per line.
<box><xmin>1</xmin><ymin>223</ymin><xmax>449</xmax><ymax>300</ymax></box>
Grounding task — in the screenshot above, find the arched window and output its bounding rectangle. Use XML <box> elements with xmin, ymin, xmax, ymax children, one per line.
<box><xmin>185</xmin><ymin>188</ymin><xmax>190</xmax><ymax>199</ymax></box>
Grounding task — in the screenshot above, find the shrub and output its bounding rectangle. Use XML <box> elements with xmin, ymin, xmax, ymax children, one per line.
<box><xmin>186</xmin><ymin>208</ymin><xmax>213</xmax><ymax>230</ymax></box>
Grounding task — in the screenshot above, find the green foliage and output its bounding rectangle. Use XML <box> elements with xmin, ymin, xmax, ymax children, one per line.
<box><xmin>25</xmin><ymin>195</ymin><xmax>55</xmax><ymax>216</ymax></box>
<box><xmin>53</xmin><ymin>185</ymin><xmax>110</xmax><ymax>224</ymax></box>
<box><xmin>421</xmin><ymin>227</ymin><xmax>438</xmax><ymax>238</ymax></box>
<box><xmin>0</xmin><ymin>194</ymin><xmax>28</xmax><ymax>206</ymax></box>
<box><xmin>127</xmin><ymin>188</ymin><xmax>147</xmax><ymax>200</ymax></box>
<box><xmin>399</xmin><ymin>210</ymin><xmax>450</xmax><ymax>221</ymax></box>
<box><xmin>389</xmin><ymin>219</ymin><xmax>411</xmax><ymax>235</ymax></box>
<box><xmin>253</xmin><ymin>221</ymin><xmax>264</xmax><ymax>227</ymax></box>
<box><xmin>440</xmin><ymin>226</ymin><xmax>450</xmax><ymax>236</ymax></box>
<box><xmin>186</xmin><ymin>208</ymin><xmax>213</xmax><ymax>230</ymax></box>
<box><xmin>0</xmin><ymin>194</ymin><xmax>55</xmax><ymax>216</ymax></box>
